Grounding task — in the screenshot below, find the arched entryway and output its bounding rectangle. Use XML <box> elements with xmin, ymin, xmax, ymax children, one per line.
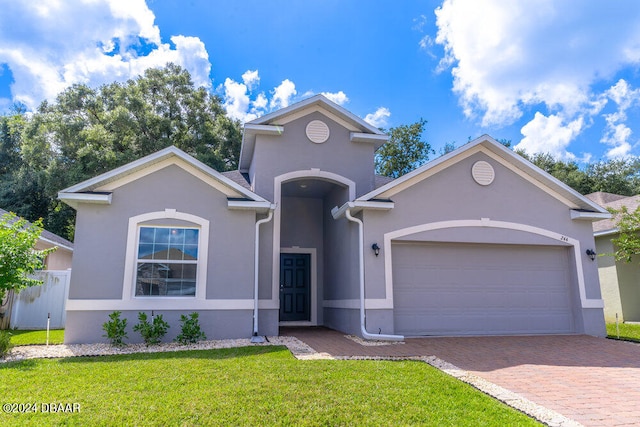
<box><xmin>272</xmin><ymin>171</ymin><xmax>354</xmax><ymax>326</ymax></box>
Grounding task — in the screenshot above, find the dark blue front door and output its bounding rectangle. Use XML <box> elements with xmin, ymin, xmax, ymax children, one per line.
<box><xmin>279</xmin><ymin>253</ymin><xmax>310</xmax><ymax>321</ymax></box>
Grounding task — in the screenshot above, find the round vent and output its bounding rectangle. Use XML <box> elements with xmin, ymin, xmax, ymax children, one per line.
<box><xmin>306</xmin><ymin>120</ymin><xmax>330</xmax><ymax>143</ymax></box>
<box><xmin>471</xmin><ymin>161</ymin><xmax>495</xmax><ymax>186</ymax></box>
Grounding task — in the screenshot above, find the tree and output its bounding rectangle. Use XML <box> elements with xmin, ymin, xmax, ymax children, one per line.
<box><xmin>517</xmin><ymin>151</ymin><xmax>592</xmax><ymax>195</ymax></box>
<box><xmin>609</xmin><ymin>206</ymin><xmax>640</xmax><ymax>263</ymax></box>
<box><xmin>0</xmin><ymin>212</ymin><xmax>55</xmax><ymax>301</ymax></box>
<box><xmin>11</xmin><ymin>63</ymin><xmax>243</xmax><ymax>240</ymax></box>
<box><xmin>375</xmin><ymin>119</ymin><xmax>434</xmax><ymax>178</ymax></box>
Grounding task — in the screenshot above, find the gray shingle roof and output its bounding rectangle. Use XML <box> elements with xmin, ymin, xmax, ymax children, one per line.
<box><xmin>0</xmin><ymin>208</ymin><xmax>74</xmax><ymax>249</ymax></box>
<box><xmin>584</xmin><ymin>193</ymin><xmax>640</xmax><ymax>234</ymax></box>
<box><xmin>221</xmin><ymin>170</ymin><xmax>251</xmax><ymax>190</ymax></box>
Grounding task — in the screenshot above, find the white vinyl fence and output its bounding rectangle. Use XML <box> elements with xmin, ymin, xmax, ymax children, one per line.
<box><xmin>9</xmin><ymin>270</ymin><xmax>71</xmax><ymax>329</ymax></box>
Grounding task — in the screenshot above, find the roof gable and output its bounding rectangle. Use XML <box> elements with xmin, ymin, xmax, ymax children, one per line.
<box><xmin>239</xmin><ymin>95</ymin><xmax>388</xmax><ymax>172</ymax></box>
<box><xmin>358</xmin><ymin>135</ymin><xmax>609</xmax><ymax>214</ymax></box>
<box><xmin>59</xmin><ymin>146</ymin><xmax>266</xmax><ymax>209</ymax></box>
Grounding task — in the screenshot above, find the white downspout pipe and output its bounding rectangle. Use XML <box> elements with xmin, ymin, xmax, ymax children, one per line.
<box><xmin>344</xmin><ymin>208</ymin><xmax>404</xmax><ymax>341</ymax></box>
<box><xmin>251</xmin><ymin>208</ymin><xmax>274</xmax><ymax>343</ymax></box>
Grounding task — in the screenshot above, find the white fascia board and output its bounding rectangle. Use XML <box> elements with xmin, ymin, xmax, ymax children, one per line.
<box><xmin>350</xmin><ymin>132</ymin><xmax>388</xmax><ymax>149</ymax></box>
<box><xmin>594</xmin><ymin>228</ymin><xmax>618</xmax><ymax>237</ymax></box>
<box><xmin>248</xmin><ymin>94</ymin><xmax>385</xmax><ymax>135</ymax></box>
<box><xmin>227</xmin><ymin>200</ymin><xmax>275</xmax><ymax>213</ymax></box>
<box><xmin>571</xmin><ymin>210</ymin><xmax>612</xmax><ymax>221</ymax></box>
<box><xmin>243</xmin><ymin>124</ymin><xmax>284</xmax><ymax>135</ymax></box>
<box><xmin>60</xmin><ymin>145</ymin><xmax>266</xmax><ymax>203</ymax></box>
<box><xmin>60</xmin><ymin>146</ymin><xmax>179</xmax><ymax>193</ymax></box>
<box><xmin>38</xmin><ymin>236</ymin><xmax>73</xmax><ymax>252</ymax></box>
<box><xmin>331</xmin><ymin>201</ymin><xmax>394</xmax><ymax>219</ymax></box>
<box><xmin>58</xmin><ymin>192</ymin><xmax>112</xmax><ymax>205</ymax></box>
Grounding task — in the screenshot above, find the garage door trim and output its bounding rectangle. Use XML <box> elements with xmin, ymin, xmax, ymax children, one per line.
<box><xmin>382</xmin><ymin>219</ymin><xmax>603</xmax><ymax>310</ymax></box>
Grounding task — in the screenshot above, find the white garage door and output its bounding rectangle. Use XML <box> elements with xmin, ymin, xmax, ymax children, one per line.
<box><xmin>392</xmin><ymin>242</ymin><xmax>574</xmax><ymax>336</ymax></box>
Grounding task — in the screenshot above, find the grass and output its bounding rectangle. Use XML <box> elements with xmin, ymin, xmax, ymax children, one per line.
<box><xmin>607</xmin><ymin>322</ymin><xmax>640</xmax><ymax>343</ymax></box>
<box><xmin>7</xmin><ymin>329</ymin><xmax>65</xmax><ymax>346</ymax></box>
<box><xmin>0</xmin><ymin>346</ymin><xmax>540</xmax><ymax>426</ymax></box>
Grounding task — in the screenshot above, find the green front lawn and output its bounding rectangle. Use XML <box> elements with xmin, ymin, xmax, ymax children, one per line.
<box><xmin>607</xmin><ymin>322</ymin><xmax>640</xmax><ymax>343</ymax></box>
<box><xmin>0</xmin><ymin>346</ymin><xmax>539</xmax><ymax>426</ymax></box>
<box><xmin>7</xmin><ymin>329</ymin><xmax>65</xmax><ymax>346</ymax></box>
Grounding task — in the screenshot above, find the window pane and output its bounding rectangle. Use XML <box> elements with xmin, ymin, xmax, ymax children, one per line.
<box><xmin>139</xmin><ymin>227</ymin><xmax>155</xmax><ymax>244</ymax></box>
<box><xmin>138</xmin><ymin>243</ymin><xmax>155</xmax><ymax>259</ymax></box>
<box><xmin>183</xmin><ymin>244</ymin><xmax>198</xmax><ymax>259</ymax></box>
<box><xmin>154</xmin><ymin>228</ymin><xmax>170</xmax><ymax>243</ymax></box>
<box><xmin>152</xmin><ymin>243</ymin><xmax>169</xmax><ymax>260</ymax></box>
<box><xmin>135</xmin><ymin>226</ymin><xmax>199</xmax><ymax>297</ymax></box>
<box><xmin>135</xmin><ymin>262</ymin><xmax>197</xmax><ymax>296</ymax></box>
<box><xmin>184</xmin><ymin>229</ymin><xmax>199</xmax><ymax>244</ymax></box>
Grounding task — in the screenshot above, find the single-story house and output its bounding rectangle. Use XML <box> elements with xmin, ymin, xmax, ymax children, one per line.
<box><xmin>586</xmin><ymin>192</ymin><xmax>640</xmax><ymax>323</ymax></box>
<box><xmin>59</xmin><ymin>95</ymin><xmax>609</xmax><ymax>344</ymax></box>
<box><xmin>0</xmin><ymin>208</ymin><xmax>74</xmax><ymax>329</ymax></box>
<box><xmin>0</xmin><ymin>208</ymin><xmax>74</xmax><ymax>270</ymax></box>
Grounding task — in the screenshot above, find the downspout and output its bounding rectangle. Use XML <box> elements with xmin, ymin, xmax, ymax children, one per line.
<box><xmin>344</xmin><ymin>208</ymin><xmax>404</xmax><ymax>341</ymax></box>
<box><xmin>251</xmin><ymin>208</ymin><xmax>274</xmax><ymax>343</ymax></box>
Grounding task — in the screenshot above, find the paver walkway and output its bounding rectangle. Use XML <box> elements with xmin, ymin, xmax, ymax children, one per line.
<box><xmin>282</xmin><ymin>327</ymin><xmax>640</xmax><ymax>427</ymax></box>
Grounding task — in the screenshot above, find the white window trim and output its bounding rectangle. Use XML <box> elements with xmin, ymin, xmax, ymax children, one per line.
<box><xmin>122</xmin><ymin>209</ymin><xmax>209</xmax><ymax>301</ymax></box>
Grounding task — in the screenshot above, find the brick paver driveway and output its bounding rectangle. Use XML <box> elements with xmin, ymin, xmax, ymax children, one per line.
<box><xmin>282</xmin><ymin>327</ymin><xmax>640</xmax><ymax>426</ymax></box>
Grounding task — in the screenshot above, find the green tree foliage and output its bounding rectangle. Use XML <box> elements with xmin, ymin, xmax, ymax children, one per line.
<box><xmin>375</xmin><ymin>119</ymin><xmax>434</xmax><ymax>178</ymax></box>
<box><xmin>2</xmin><ymin>63</ymin><xmax>242</xmax><ymax>240</ymax></box>
<box><xmin>609</xmin><ymin>206</ymin><xmax>640</xmax><ymax>263</ymax></box>
<box><xmin>0</xmin><ymin>212</ymin><xmax>55</xmax><ymax>301</ymax></box>
<box><xmin>516</xmin><ymin>151</ymin><xmax>640</xmax><ymax>196</ymax></box>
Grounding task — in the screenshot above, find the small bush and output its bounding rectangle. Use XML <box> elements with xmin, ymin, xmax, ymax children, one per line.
<box><xmin>0</xmin><ymin>330</ymin><xmax>12</xmax><ymax>357</ymax></box>
<box><xmin>102</xmin><ymin>311</ymin><xmax>128</xmax><ymax>346</ymax></box>
<box><xmin>133</xmin><ymin>312</ymin><xmax>169</xmax><ymax>345</ymax></box>
<box><xmin>176</xmin><ymin>312</ymin><xmax>206</xmax><ymax>345</ymax></box>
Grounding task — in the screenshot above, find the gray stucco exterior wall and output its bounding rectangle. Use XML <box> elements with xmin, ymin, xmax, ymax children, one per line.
<box><xmin>65</xmin><ymin>164</ymin><xmax>259</xmax><ymax>343</ymax></box>
<box><xmin>361</xmin><ymin>151</ymin><xmax>605</xmax><ymax>336</ymax></box>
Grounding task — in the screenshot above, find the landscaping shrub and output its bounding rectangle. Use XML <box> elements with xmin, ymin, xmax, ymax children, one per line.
<box><xmin>0</xmin><ymin>330</ymin><xmax>12</xmax><ymax>357</ymax></box>
<box><xmin>102</xmin><ymin>311</ymin><xmax>128</xmax><ymax>346</ymax></box>
<box><xmin>176</xmin><ymin>312</ymin><xmax>206</xmax><ymax>344</ymax></box>
<box><xmin>133</xmin><ymin>312</ymin><xmax>169</xmax><ymax>345</ymax></box>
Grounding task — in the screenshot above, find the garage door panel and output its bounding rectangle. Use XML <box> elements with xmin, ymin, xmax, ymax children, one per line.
<box><xmin>392</xmin><ymin>242</ymin><xmax>574</xmax><ymax>336</ymax></box>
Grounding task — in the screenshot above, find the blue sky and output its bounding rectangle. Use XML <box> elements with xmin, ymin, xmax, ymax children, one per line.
<box><xmin>2</xmin><ymin>1</ymin><xmax>640</xmax><ymax>163</ymax></box>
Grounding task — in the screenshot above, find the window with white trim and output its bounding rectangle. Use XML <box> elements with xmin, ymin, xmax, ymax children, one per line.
<box><xmin>135</xmin><ymin>226</ymin><xmax>199</xmax><ymax>297</ymax></box>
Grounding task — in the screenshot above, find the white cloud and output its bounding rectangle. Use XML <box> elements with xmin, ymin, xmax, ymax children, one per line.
<box><xmin>364</xmin><ymin>107</ymin><xmax>391</xmax><ymax>128</ymax></box>
<box><xmin>222</xmin><ymin>78</ymin><xmax>253</xmax><ymax>122</ymax></box>
<box><xmin>515</xmin><ymin>112</ymin><xmax>584</xmax><ymax>161</ymax></box>
<box><xmin>434</xmin><ymin>0</ymin><xmax>640</xmax><ymax>157</ymax></box>
<box><xmin>598</xmin><ymin>79</ymin><xmax>640</xmax><ymax>158</ymax></box>
<box><xmin>242</xmin><ymin>70</ymin><xmax>260</xmax><ymax>90</ymax></box>
<box><xmin>0</xmin><ymin>0</ymin><xmax>211</xmax><ymax>110</ymax></box>
<box><xmin>270</xmin><ymin>79</ymin><xmax>297</xmax><ymax>109</ymax></box>
<box><xmin>320</xmin><ymin>91</ymin><xmax>349</xmax><ymax>105</ymax></box>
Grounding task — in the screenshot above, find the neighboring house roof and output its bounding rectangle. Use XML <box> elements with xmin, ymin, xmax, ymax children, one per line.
<box><xmin>357</xmin><ymin>135</ymin><xmax>610</xmax><ymax>215</ymax></box>
<box><xmin>0</xmin><ymin>208</ymin><xmax>74</xmax><ymax>251</ymax></box>
<box><xmin>58</xmin><ymin>146</ymin><xmax>268</xmax><ymax>209</ymax></box>
<box><xmin>584</xmin><ymin>191</ymin><xmax>628</xmax><ymax>206</ymax></box>
<box><xmin>585</xmin><ymin>193</ymin><xmax>640</xmax><ymax>235</ymax></box>
<box><xmin>239</xmin><ymin>94</ymin><xmax>389</xmax><ymax>172</ymax></box>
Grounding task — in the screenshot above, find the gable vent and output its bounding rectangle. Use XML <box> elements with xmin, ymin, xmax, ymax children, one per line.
<box><xmin>306</xmin><ymin>120</ymin><xmax>330</xmax><ymax>143</ymax></box>
<box><xmin>472</xmin><ymin>161</ymin><xmax>495</xmax><ymax>186</ymax></box>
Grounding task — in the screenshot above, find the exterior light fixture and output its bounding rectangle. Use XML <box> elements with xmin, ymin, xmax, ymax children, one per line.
<box><xmin>371</xmin><ymin>243</ymin><xmax>380</xmax><ymax>257</ymax></box>
<box><xmin>586</xmin><ymin>249</ymin><xmax>596</xmax><ymax>261</ymax></box>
